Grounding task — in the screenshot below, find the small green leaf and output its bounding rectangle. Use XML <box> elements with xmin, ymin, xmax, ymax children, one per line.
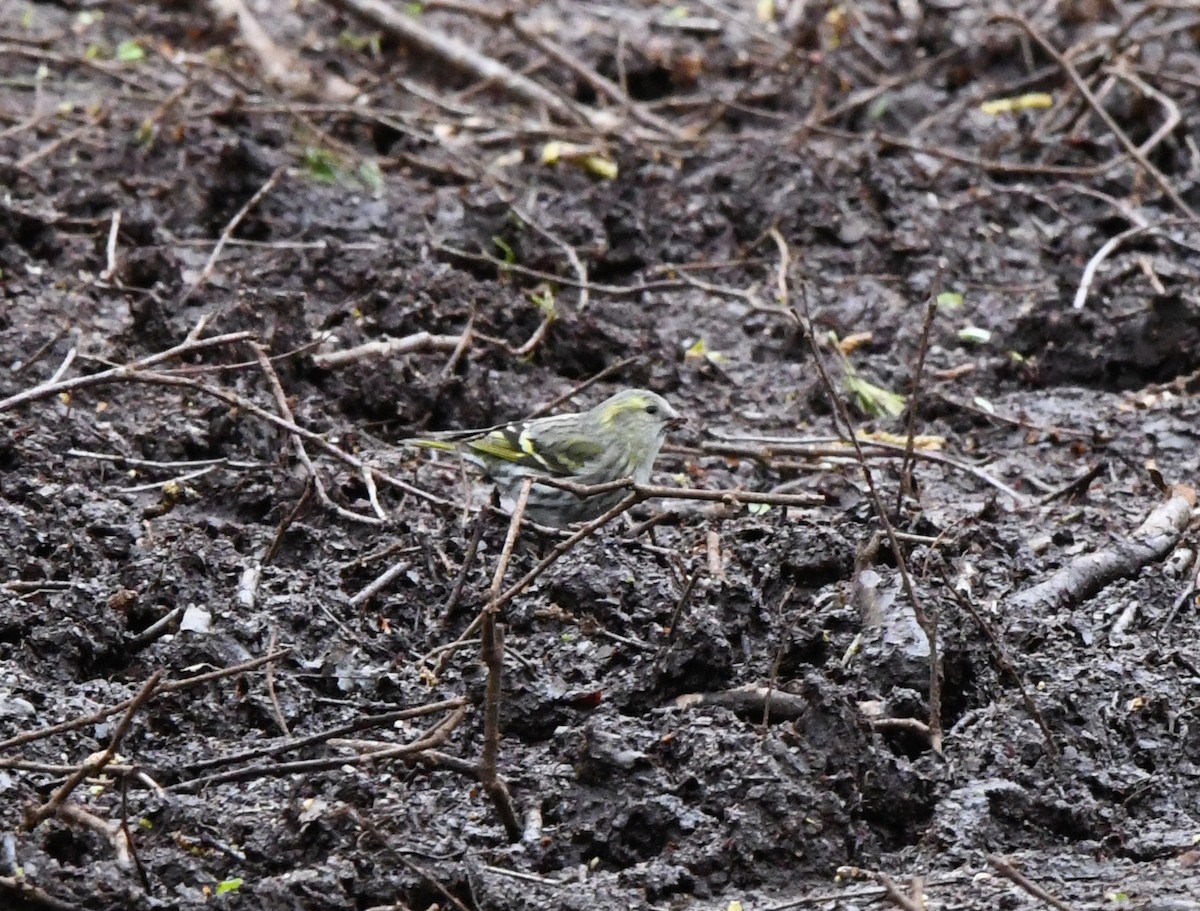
<box><xmin>116</xmin><ymin>39</ymin><xmax>145</xmax><ymax>62</ymax></box>
<box><xmin>216</xmin><ymin>878</ymin><xmax>244</xmax><ymax>895</ymax></box>
<box><xmin>747</xmin><ymin>502</ymin><xmax>772</xmax><ymax>515</ymax></box>
<box><xmin>301</xmin><ymin>147</ymin><xmax>341</xmax><ymax>183</ymax></box>
<box><xmin>972</xmin><ymin>396</ymin><xmax>995</xmax><ymax>414</ymax></box>
<box><xmin>406</xmin><ymin>2</ymin><xmax>423</xmax><ymax>14</ymax></box>
<box><xmin>843</xmin><ymin>367</ymin><xmax>905</xmax><ymax>418</ymax></box>
<box><xmin>936</xmin><ymin>291</ymin><xmax>963</xmax><ymax>309</ymax></box>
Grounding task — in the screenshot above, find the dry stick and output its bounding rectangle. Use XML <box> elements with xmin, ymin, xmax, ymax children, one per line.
<box><xmin>896</xmin><ymin>285</ymin><xmax>941</xmax><ymax>515</ymax></box>
<box><xmin>441</xmin><ymin>510</ymin><xmax>487</xmax><ymax>620</ymax></box>
<box><xmin>310</xmin><ymin>332</ymin><xmax>463</xmax><ymax>369</ymax></box>
<box><xmin>122</xmin><ymin>369</ymin><xmax>454</xmax><ymax>509</ymax></box>
<box><xmin>349</xmin><ymin>810</ymin><xmax>474</xmax><ymax>911</ymax></box>
<box><xmin>432</xmin><ymin>241</ymin><xmax>687</xmax><ymax>298</ymax></box>
<box><xmin>430</xmin><ymin>482</ymin><xmax>819</xmax><ymax>671</ymax></box>
<box><xmin>208</xmin><ymin>0</ymin><xmax>357</xmax><ymax>101</ymax></box>
<box><xmin>835</xmin><ymin>867</ymin><xmax>924</xmax><ymax>911</ymax></box>
<box><xmin>98</xmin><ymin>208</ymin><xmax>120</xmax><ymax>283</ymax></box>
<box><xmin>179</xmin><ymin>697</ymin><xmax>468</xmax><ymax>775</ymax></box>
<box><xmin>703</xmin><ymin>440</ymin><xmax>1029</xmax><ymax>507</ymax></box>
<box><xmin>986</xmin><ymin>855</ymin><xmax>1079</xmax><ymax>911</ymax></box>
<box><xmin>506</xmin><ymin>18</ymin><xmax>684</xmax><ymax>140</ymax></box>
<box><xmin>1072</xmin><ymin>218</ymin><xmax>1200</xmax><ymax>310</ymax></box>
<box><xmin>479</xmin><ymin>479</ymin><xmax>532</xmax><ymax>843</ymax></box>
<box><xmin>504</xmin><ymin>198</ymin><xmax>591</xmax><ymax>312</ymax></box>
<box><xmin>58</xmin><ymin>802</ymin><xmax>133</xmax><ymax>869</ymax></box>
<box><xmin>25</xmin><ymin>670</ymin><xmax>164</xmax><ymax>829</ymax></box>
<box><xmin>265</xmin><ymin>629</ymin><xmax>289</xmax><ymax>736</ymax></box>
<box><xmin>179</xmin><ymin>163</ymin><xmax>286</xmax><ymax>304</ymax></box>
<box><xmin>524</xmin><ymin>356</ymin><xmax>641</xmax><ymax>419</ymax></box>
<box><xmin>0</xmin><ymin>651</ymin><xmax>289</xmax><ymax>753</ymax></box>
<box><xmin>789</xmin><ymin>284</ymin><xmax>943</xmax><ymax>749</ymax></box>
<box><xmin>942</xmin><ymin>567</ymin><xmax>1058</xmax><ymax>758</ymax></box>
<box><xmin>0</xmin><ymin>875</ymin><xmax>81</xmax><ymax>911</ymax></box>
<box><xmin>322</xmin><ymin>0</ymin><xmax>589</xmax><ymax>126</ymax></box>
<box><xmin>0</xmin><ymin>317</ymin><xmax>251</xmax><ymax>413</ymax></box>
<box><xmin>251</xmin><ymin>342</ymin><xmax>382</xmax><ymax>525</ymax></box>
<box><xmin>992</xmin><ymin>13</ymin><xmax>1196</xmax><ymax>218</ymax></box>
<box><xmin>174</xmin><ymin>705</ymin><xmax>470</xmax><ymax>792</ymax></box>
<box><xmin>1009</xmin><ymin>486</ymin><xmax>1195</xmax><ymax>611</ymax></box>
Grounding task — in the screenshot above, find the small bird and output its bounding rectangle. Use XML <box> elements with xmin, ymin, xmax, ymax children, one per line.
<box><xmin>410</xmin><ymin>388</ymin><xmax>685</xmax><ymax>526</ymax></box>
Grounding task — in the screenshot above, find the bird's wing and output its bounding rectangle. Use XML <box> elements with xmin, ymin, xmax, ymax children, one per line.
<box><xmin>464</xmin><ymin>422</ymin><xmax>603</xmax><ymax>476</ymax></box>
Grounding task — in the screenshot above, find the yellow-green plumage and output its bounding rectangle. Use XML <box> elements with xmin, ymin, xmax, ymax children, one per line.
<box><xmin>409</xmin><ymin>389</ymin><xmax>684</xmax><ymax>526</ymax></box>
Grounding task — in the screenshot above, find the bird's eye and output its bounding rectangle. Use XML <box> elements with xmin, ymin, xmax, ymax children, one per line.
<box><xmin>645</xmin><ymin>404</ymin><xmax>660</xmax><ymax>415</ymax></box>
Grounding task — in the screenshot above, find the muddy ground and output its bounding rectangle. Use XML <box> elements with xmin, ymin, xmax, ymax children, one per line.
<box><xmin>3</xmin><ymin>1</ymin><xmax>1200</xmax><ymax>909</ymax></box>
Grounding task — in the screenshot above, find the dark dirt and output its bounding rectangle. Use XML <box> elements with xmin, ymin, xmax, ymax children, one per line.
<box><xmin>3</xmin><ymin>1</ymin><xmax>1200</xmax><ymax>909</ymax></box>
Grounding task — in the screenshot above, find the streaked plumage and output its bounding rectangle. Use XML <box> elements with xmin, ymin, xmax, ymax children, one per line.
<box><xmin>410</xmin><ymin>389</ymin><xmax>685</xmax><ymax>526</ymax></box>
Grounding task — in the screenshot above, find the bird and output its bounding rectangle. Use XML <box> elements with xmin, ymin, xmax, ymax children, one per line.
<box><xmin>409</xmin><ymin>388</ymin><xmax>685</xmax><ymax>526</ymax></box>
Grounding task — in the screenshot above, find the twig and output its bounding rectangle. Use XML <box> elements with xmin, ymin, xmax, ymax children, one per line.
<box><xmin>1010</xmin><ymin>486</ymin><xmax>1195</xmax><ymax>610</ymax></box>
<box><xmin>0</xmin><ymin>317</ymin><xmax>251</xmax><ymax>414</ymax></box>
<box><xmin>506</xmin><ymin>17</ymin><xmax>684</xmax><ymax>140</ymax></box>
<box><xmin>0</xmin><ymin>875</ymin><xmax>81</xmax><ymax>911</ymax></box>
<box><xmin>835</xmin><ymin>867</ymin><xmax>924</xmax><ymax>911</ymax></box>
<box><xmin>992</xmin><ymin>13</ymin><xmax>1196</xmax><ymax>218</ymax></box>
<box><xmin>265</xmin><ymin>630</ymin><xmax>289</xmax><ymax>736</ymax></box>
<box><xmin>322</xmin><ymin>0</ymin><xmax>589</xmax><ymax>126</ymax></box>
<box><xmin>57</xmin><ymin>803</ymin><xmax>133</xmax><ymax>869</ymax></box>
<box><xmin>942</xmin><ymin>567</ymin><xmax>1057</xmax><ymax>757</ymax></box>
<box><xmin>25</xmin><ymin>671</ymin><xmax>163</xmax><ymax>829</ymax></box>
<box><xmin>251</xmin><ymin>342</ymin><xmax>382</xmax><ymax>525</ymax></box>
<box><xmin>702</xmin><ymin>438</ymin><xmax>1029</xmax><ymax>506</ymax></box>
<box><xmin>311</xmin><ymin>332</ymin><xmax>463</xmax><ymax>369</ymax></box>
<box><xmin>791</xmin><ymin>271</ymin><xmax>943</xmax><ymax>747</ymax></box>
<box><xmin>349</xmin><ymin>810</ymin><xmax>473</xmax><ymax>911</ymax></box>
<box><xmin>180</xmin><ymin>164</ymin><xmax>286</xmax><ymax>303</ymax></box>
<box><xmin>98</xmin><ymin>209</ymin><xmax>120</xmax><ymax>283</ymax></box>
<box><xmin>0</xmin><ymin>652</ymin><xmax>289</xmax><ymax>752</ymax></box>
<box><xmin>987</xmin><ymin>855</ymin><xmax>1078</xmax><ymax>911</ymax></box>
<box><xmin>523</xmin><ymin>356</ymin><xmax>640</xmax><ymax>418</ymax></box>
<box><xmin>208</xmin><ymin>0</ymin><xmax>357</xmax><ymax>100</ymax></box>
<box><xmin>350</xmin><ymin>559</ymin><xmax>413</xmax><ymax>607</ymax></box>
<box><xmin>897</xmin><ymin>280</ymin><xmax>942</xmax><ymax>512</ymax></box>
<box><xmin>178</xmin><ymin>697</ymin><xmax>468</xmax><ymax>775</ymax></box>
<box><xmin>479</xmin><ymin>479</ymin><xmax>531</xmax><ymax>842</ymax></box>
<box><xmin>441</xmin><ymin>511</ymin><xmax>487</xmax><ymax>620</ymax></box>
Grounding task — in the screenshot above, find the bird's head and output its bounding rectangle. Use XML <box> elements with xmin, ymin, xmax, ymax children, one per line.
<box><xmin>595</xmin><ymin>389</ymin><xmax>686</xmax><ymax>440</ymax></box>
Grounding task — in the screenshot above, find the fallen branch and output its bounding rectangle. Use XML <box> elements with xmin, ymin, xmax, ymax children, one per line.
<box><xmin>987</xmin><ymin>855</ymin><xmax>1078</xmax><ymax>911</ymax></box>
<box><xmin>1009</xmin><ymin>486</ymin><xmax>1195</xmax><ymax>611</ymax></box>
<box><xmin>0</xmin><ymin>651</ymin><xmax>289</xmax><ymax>752</ymax></box>
<box><xmin>479</xmin><ymin>480</ymin><xmax>531</xmax><ymax>842</ymax></box>
<box><xmin>208</xmin><ymin>0</ymin><xmax>358</xmax><ymax>101</ymax></box>
<box><xmin>322</xmin><ymin>0</ymin><xmax>589</xmax><ymax>126</ymax></box>
<box><xmin>24</xmin><ymin>671</ymin><xmax>163</xmax><ymax>830</ymax></box>
<box><xmin>311</xmin><ymin>332</ymin><xmax>463</xmax><ymax>369</ymax></box>
<box><xmin>674</xmin><ymin>685</ymin><xmax>810</xmax><ymax>722</ymax></box>
<box><xmin>251</xmin><ymin>342</ymin><xmax>383</xmax><ymax>524</ymax></box>
<box><xmin>0</xmin><ymin>317</ymin><xmax>251</xmax><ymax>414</ymax></box>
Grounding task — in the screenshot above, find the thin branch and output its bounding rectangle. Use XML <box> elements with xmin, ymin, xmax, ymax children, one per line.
<box><xmin>25</xmin><ymin>671</ymin><xmax>163</xmax><ymax>829</ymax></box>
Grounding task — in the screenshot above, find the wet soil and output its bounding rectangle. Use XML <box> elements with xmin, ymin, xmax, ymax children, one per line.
<box><xmin>3</xmin><ymin>1</ymin><xmax>1200</xmax><ymax>909</ymax></box>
